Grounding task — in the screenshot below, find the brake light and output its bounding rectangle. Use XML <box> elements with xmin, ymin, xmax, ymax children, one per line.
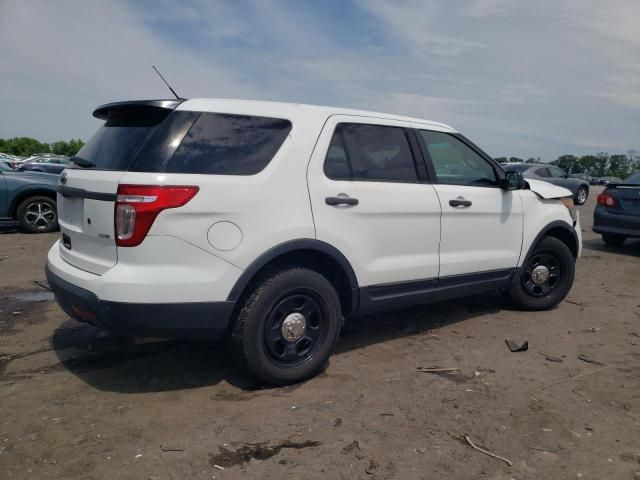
<box><xmin>597</xmin><ymin>192</ymin><xmax>616</xmax><ymax>208</ymax></box>
<box><xmin>115</xmin><ymin>185</ymin><xmax>199</xmax><ymax>247</ymax></box>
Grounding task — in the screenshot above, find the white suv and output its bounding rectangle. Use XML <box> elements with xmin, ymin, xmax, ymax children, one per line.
<box><xmin>46</xmin><ymin>98</ymin><xmax>581</xmax><ymax>385</ymax></box>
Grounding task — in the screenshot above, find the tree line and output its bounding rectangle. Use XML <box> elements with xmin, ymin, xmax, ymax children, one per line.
<box><xmin>495</xmin><ymin>151</ymin><xmax>639</xmax><ymax>179</ymax></box>
<box><xmin>0</xmin><ymin>137</ymin><xmax>85</xmax><ymax>157</ymax></box>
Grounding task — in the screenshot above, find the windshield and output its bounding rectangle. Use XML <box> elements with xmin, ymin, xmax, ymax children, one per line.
<box><xmin>503</xmin><ymin>164</ymin><xmax>530</xmax><ymax>173</ymax></box>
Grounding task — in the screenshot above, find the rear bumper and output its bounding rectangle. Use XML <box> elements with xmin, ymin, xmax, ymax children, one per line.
<box><xmin>593</xmin><ymin>207</ymin><xmax>640</xmax><ymax>238</ymax></box>
<box><xmin>46</xmin><ymin>264</ymin><xmax>235</xmax><ymax>339</ymax></box>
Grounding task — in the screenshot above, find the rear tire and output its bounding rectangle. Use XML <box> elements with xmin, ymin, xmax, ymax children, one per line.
<box><xmin>575</xmin><ymin>186</ymin><xmax>588</xmax><ymax>205</ymax></box>
<box><xmin>16</xmin><ymin>196</ymin><xmax>58</xmax><ymax>233</ymax></box>
<box><xmin>602</xmin><ymin>233</ymin><xmax>626</xmax><ymax>246</ymax></box>
<box><xmin>230</xmin><ymin>266</ymin><xmax>342</xmax><ymax>386</ymax></box>
<box><xmin>507</xmin><ymin>236</ymin><xmax>575</xmax><ymax>311</ymax></box>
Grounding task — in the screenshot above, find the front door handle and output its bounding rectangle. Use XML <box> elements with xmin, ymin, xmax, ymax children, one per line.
<box><xmin>325</xmin><ymin>195</ymin><xmax>359</xmax><ymax>206</ymax></box>
<box><xmin>449</xmin><ymin>197</ymin><xmax>472</xmax><ymax>207</ymax></box>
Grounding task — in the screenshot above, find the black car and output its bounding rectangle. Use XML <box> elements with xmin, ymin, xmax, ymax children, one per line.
<box><xmin>593</xmin><ymin>173</ymin><xmax>640</xmax><ymax>245</ymax></box>
<box><xmin>19</xmin><ymin>155</ymin><xmax>70</xmax><ymax>174</ymax></box>
<box><xmin>503</xmin><ymin>163</ymin><xmax>590</xmax><ymax>205</ymax></box>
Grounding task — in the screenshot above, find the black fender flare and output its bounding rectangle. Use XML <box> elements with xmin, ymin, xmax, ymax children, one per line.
<box><xmin>226</xmin><ymin>239</ymin><xmax>360</xmax><ymax>313</ymax></box>
<box><xmin>522</xmin><ymin>220</ymin><xmax>579</xmax><ymax>264</ymax></box>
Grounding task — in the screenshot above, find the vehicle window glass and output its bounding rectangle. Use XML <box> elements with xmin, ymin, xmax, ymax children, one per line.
<box><xmin>548</xmin><ymin>166</ymin><xmax>566</xmax><ymax>178</ymax></box>
<box><xmin>535</xmin><ymin>168</ymin><xmax>550</xmax><ymax>177</ymax></box>
<box><xmin>418</xmin><ymin>130</ymin><xmax>496</xmax><ymax>186</ymax></box>
<box><xmin>338</xmin><ymin>123</ymin><xmax>418</xmax><ymax>183</ymax></box>
<box><xmin>504</xmin><ymin>164</ymin><xmax>529</xmax><ymax>173</ymax></box>
<box><xmin>323</xmin><ymin>127</ymin><xmax>351</xmax><ymax>180</ymax></box>
<box><xmin>625</xmin><ymin>173</ymin><xmax>640</xmax><ymax>184</ymax></box>
<box><xmin>167</xmin><ymin>113</ymin><xmax>291</xmax><ymax>175</ymax></box>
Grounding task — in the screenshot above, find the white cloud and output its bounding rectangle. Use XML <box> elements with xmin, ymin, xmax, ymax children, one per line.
<box><xmin>0</xmin><ymin>0</ymin><xmax>258</xmax><ymax>141</ymax></box>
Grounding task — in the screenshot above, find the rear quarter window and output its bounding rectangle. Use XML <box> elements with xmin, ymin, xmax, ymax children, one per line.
<box><xmin>165</xmin><ymin>113</ymin><xmax>291</xmax><ymax>175</ymax></box>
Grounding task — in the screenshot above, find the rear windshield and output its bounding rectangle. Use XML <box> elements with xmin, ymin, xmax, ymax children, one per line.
<box><xmin>76</xmin><ymin>110</ymin><xmax>291</xmax><ymax>175</ymax></box>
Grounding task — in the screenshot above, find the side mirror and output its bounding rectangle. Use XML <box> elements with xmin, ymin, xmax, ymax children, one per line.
<box><xmin>501</xmin><ymin>171</ymin><xmax>525</xmax><ymax>190</ymax></box>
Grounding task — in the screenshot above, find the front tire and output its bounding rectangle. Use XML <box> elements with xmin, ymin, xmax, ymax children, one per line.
<box><xmin>575</xmin><ymin>186</ymin><xmax>588</xmax><ymax>205</ymax></box>
<box><xmin>507</xmin><ymin>236</ymin><xmax>575</xmax><ymax>310</ymax></box>
<box><xmin>602</xmin><ymin>233</ymin><xmax>626</xmax><ymax>246</ymax></box>
<box><xmin>16</xmin><ymin>196</ymin><xmax>58</xmax><ymax>233</ymax></box>
<box><xmin>230</xmin><ymin>267</ymin><xmax>342</xmax><ymax>385</ymax></box>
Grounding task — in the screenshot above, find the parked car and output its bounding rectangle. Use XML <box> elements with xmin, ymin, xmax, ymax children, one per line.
<box><xmin>593</xmin><ymin>172</ymin><xmax>640</xmax><ymax>246</ymax></box>
<box><xmin>597</xmin><ymin>176</ymin><xmax>623</xmax><ymax>186</ymax></box>
<box><xmin>570</xmin><ymin>173</ymin><xmax>594</xmax><ymax>184</ymax></box>
<box><xmin>503</xmin><ymin>163</ymin><xmax>590</xmax><ymax>205</ymax></box>
<box><xmin>0</xmin><ymin>161</ymin><xmax>59</xmax><ymax>232</ymax></box>
<box><xmin>46</xmin><ymin>99</ymin><xmax>582</xmax><ymax>385</ymax></box>
<box><xmin>19</xmin><ymin>155</ymin><xmax>70</xmax><ymax>174</ymax></box>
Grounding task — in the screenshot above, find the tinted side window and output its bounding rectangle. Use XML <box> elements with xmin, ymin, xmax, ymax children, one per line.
<box><xmin>323</xmin><ymin>128</ymin><xmax>351</xmax><ymax>180</ymax></box>
<box><xmin>418</xmin><ymin>130</ymin><xmax>496</xmax><ymax>186</ymax></box>
<box><xmin>167</xmin><ymin>113</ymin><xmax>291</xmax><ymax>175</ymax></box>
<box><xmin>548</xmin><ymin>166</ymin><xmax>566</xmax><ymax>178</ymax></box>
<box><xmin>535</xmin><ymin>168</ymin><xmax>550</xmax><ymax>177</ymax></box>
<box><xmin>336</xmin><ymin>124</ymin><xmax>417</xmax><ymax>183</ymax></box>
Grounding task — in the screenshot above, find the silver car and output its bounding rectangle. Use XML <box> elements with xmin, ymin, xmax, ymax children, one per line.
<box><xmin>504</xmin><ymin>163</ymin><xmax>590</xmax><ymax>205</ymax></box>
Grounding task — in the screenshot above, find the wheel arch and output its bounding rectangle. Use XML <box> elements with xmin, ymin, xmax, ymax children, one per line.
<box><xmin>526</xmin><ymin>221</ymin><xmax>579</xmax><ymax>260</ymax></box>
<box><xmin>227</xmin><ymin>239</ymin><xmax>360</xmax><ymax>317</ymax></box>
<box><xmin>9</xmin><ymin>188</ymin><xmax>58</xmax><ymax>219</ymax></box>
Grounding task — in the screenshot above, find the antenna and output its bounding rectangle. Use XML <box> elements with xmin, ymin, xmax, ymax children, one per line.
<box><xmin>152</xmin><ymin>65</ymin><xmax>181</xmax><ymax>100</ymax></box>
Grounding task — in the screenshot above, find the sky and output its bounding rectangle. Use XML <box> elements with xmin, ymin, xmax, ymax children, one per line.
<box><xmin>0</xmin><ymin>0</ymin><xmax>638</xmax><ymax>160</ymax></box>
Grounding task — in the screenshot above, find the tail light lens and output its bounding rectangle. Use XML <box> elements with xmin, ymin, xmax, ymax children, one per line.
<box><xmin>115</xmin><ymin>185</ymin><xmax>199</xmax><ymax>247</ymax></box>
<box><xmin>597</xmin><ymin>192</ymin><xmax>616</xmax><ymax>208</ymax></box>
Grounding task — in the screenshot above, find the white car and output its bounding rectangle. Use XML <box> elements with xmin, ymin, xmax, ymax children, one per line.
<box><xmin>46</xmin><ymin>98</ymin><xmax>581</xmax><ymax>385</ymax></box>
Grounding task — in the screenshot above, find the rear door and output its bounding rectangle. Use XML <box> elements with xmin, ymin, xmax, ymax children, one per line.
<box><xmin>307</xmin><ymin>116</ymin><xmax>442</xmax><ymax>287</ymax></box>
<box><xmin>415</xmin><ymin>128</ymin><xmax>523</xmax><ymax>277</ymax></box>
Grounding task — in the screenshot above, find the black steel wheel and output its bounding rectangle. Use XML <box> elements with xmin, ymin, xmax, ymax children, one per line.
<box><xmin>507</xmin><ymin>236</ymin><xmax>575</xmax><ymax>310</ymax></box>
<box><xmin>231</xmin><ymin>267</ymin><xmax>341</xmax><ymax>385</ymax></box>
<box><xmin>263</xmin><ymin>293</ymin><xmax>327</xmax><ymax>368</ymax></box>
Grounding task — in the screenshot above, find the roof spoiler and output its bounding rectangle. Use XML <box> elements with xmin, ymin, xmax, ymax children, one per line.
<box><xmin>92</xmin><ymin>99</ymin><xmax>185</xmax><ymax>120</ymax></box>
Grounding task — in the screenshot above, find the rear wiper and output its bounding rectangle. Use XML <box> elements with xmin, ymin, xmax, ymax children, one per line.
<box><xmin>70</xmin><ymin>156</ymin><xmax>96</xmax><ymax>168</ymax></box>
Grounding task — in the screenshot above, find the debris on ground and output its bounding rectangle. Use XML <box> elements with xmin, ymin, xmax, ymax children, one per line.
<box><xmin>464</xmin><ymin>435</ymin><xmax>512</xmax><ymax>466</ymax></box>
<box><xmin>505</xmin><ymin>338</ymin><xmax>528</xmax><ymax>352</ymax></box>
<box><xmin>365</xmin><ymin>461</ymin><xmax>386</xmax><ymax>477</ymax></box>
<box><xmin>343</xmin><ymin>440</ymin><xmax>363</xmax><ymax>452</ymax></box>
<box><xmin>577</xmin><ymin>353</ymin><xmax>604</xmax><ymax>365</ymax></box>
<box><xmin>538</xmin><ymin>352</ymin><xmax>563</xmax><ymax>363</ymax></box>
<box><xmin>533</xmin><ymin>365</ymin><xmax>612</xmax><ymax>393</ymax></box>
<box><xmin>416</xmin><ymin>367</ymin><xmax>460</xmax><ymax>373</ymax></box>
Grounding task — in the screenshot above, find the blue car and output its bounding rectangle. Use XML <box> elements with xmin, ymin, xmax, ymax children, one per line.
<box><xmin>0</xmin><ymin>161</ymin><xmax>59</xmax><ymax>232</ymax></box>
<box><xmin>19</xmin><ymin>155</ymin><xmax>70</xmax><ymax>175</ymax></box>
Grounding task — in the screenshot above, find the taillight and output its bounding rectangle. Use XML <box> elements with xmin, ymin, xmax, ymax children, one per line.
<box><xmin>597</xmin><ymin>192</ymin><xmax>616</xmax><ymax>208</ymax></box>
<box><xmin>115</xmin><ymin>185</ymin><xmax>199</xmax><ymax>247</ymax></box>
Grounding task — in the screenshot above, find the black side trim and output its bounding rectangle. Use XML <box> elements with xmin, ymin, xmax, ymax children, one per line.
<box><xmin>58</xmin><ymin>186</ymin><xmax>117</xmax><ymax>201</ymax></box>
<box><xmin>358</xmin><ymin>269</ymin><xmax>515</xmax><ymax>315</ymax></box>
<box><xmin>93</xmin><ymin>99</ymin><xmax>185</xmax><ymax>120</ymax></box>
<box><xmin>226</xmin><ymin>239</ymin><xmax>360</xmax><ymax>313</ymax></box>
<box><xmin>525</xmin><ymin>220</ymin><xmax>579</xmax><ymax>260</ymax></box>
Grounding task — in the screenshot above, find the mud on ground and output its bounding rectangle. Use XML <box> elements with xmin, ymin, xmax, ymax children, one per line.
<box><xmin>1</xmin><ymin>188</ymin><xmax>639</xmax><ymax>479</ymax></box>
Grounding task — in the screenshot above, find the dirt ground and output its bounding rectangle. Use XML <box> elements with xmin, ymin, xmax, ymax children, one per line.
<box><xmin>1</xmin><ymin>187</ymin><xmax>639</xmax><ymax>480</ymax></box>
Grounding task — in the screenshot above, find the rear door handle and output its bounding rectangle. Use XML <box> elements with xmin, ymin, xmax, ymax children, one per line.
<box><xmin>449</xmin><ymin>198</ymin><xmax>472</xmax><ymax>207</ymax></box>
<box><xmin>325</xmin><ymin>195</ymin><xmax>359</xmax><ymax>206</ymax></box>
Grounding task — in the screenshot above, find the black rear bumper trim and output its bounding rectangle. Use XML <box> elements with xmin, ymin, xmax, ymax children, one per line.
<box><xmin>46</xmin><ymin>265</ymin><xmax>234</xmax><ymax>340</ymax></box>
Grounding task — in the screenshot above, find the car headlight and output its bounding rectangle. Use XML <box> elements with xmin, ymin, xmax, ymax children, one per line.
<box><xmin>560</xmin><ymin>197</ymin><xmax>577</xmax><ymax>223</ymax></box>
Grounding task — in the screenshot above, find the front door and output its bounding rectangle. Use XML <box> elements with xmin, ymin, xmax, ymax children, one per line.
<box><xmin>307</xmin><ymin>116</ymin><xmax>442</xmax><ymax>287</ymax></box>
<box><xmin>415</xmin><ymin>128</ymin><xmax>523</xmax><ymax>277</ymax></box>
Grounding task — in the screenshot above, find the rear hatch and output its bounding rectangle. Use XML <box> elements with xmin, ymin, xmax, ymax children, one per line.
<box><xmin>58</xmin><ymin>100</ymin><xmax>195</xmax><ymax>274</ymax></box>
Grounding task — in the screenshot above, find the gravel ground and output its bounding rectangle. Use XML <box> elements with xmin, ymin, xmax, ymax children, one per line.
<box><xmin>1</xmin><ymin>186</ymin><xmax>639</xmax><ymax>480</ymax></box>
